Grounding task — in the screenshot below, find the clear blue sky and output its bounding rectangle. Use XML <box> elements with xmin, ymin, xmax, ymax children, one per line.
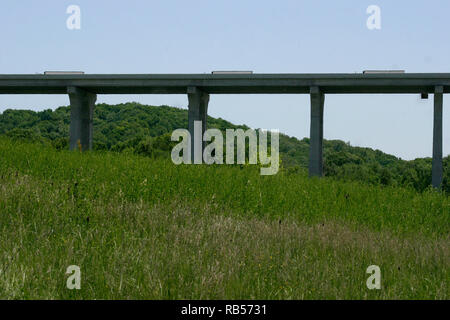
<box><xmin>0</xmin><ymin>0</ymin><xmax>448</xmax><ymax>159</ymax></box>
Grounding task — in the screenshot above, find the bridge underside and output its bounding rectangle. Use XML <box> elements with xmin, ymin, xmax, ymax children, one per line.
<box><xmin>0</xmin><ymin>73</ymin><xmax>446</xmax><ymax>189</ymax></box>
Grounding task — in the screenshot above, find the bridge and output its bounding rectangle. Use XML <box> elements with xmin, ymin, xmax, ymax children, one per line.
<box><xmin>0</xmin><ymin>73</ymin><xmax>448</xmax><ymax>188</ymax></box>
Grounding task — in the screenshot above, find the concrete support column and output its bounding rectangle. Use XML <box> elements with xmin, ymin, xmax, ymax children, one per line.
<box><xmin>309</xmin><ymin>86</ymin><xmax>325</xmax><ymax>177</ymax></box>
<box><xmin>187</xmin><ymin>86</ymin><xmax>209</xmax><ymax>163</ymax></box>
<box><xmin>432</xmin><ymin>86</ymin><xmax>443</xmax><ymax>189</ymax></box>
<box><xmin>68</xmin><ymin>86</ymin><xmax>97</xmax><ymax>151</ymax></box>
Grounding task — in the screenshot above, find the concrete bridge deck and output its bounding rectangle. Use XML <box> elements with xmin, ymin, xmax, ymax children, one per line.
<box><xmin>1</xmin><ymin>73</ymin><xmax>450</xmax><ymax>94</ymax></box>
<box><xmin>0</xmin><ymin>73</ymin><xmax>446</xmax><ymax>188</ymax></box>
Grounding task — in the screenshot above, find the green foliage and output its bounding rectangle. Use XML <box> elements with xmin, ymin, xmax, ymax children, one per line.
<box><xmin>4</xmin><ymin>128</ymin><xmax>42</xmax><ymax>142</ymax></box>
<box><xmin>0</xmin><ymin>137</ymin><xmax>448</xmax><ymax>299</ymax></box>
<box><xmin>0</xmin><ymin>103</ymin><xmax>448</xmax><ymax>192</ymax></box>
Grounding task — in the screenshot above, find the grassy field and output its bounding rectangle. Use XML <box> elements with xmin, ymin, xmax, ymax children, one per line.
<box><xmin>0</xmin><ymin>137</ymin><xmax>448</xmax><ymax>299</ymax></box>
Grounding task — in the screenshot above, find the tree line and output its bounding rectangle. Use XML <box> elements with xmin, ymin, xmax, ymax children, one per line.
<box><xmin>0</xmin><ymin>102</ymin><xmax>448</xmax><ymax>193</ymax></box>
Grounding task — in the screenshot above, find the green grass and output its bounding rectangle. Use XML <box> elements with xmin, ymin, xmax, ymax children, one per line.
<box><xmin>0</xmin><ymin>137</ymin><xmax>448</xmax><ymax>299</ymax></box>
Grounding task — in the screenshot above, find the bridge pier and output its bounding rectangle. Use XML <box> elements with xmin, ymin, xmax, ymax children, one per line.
<box><xmin>187</xmin><ymin>87</ymin><xmax>209</xmax><ymax>163</ymax></box>
<box><xmin>68</xmin><ymin>87</ymin><xmax>97</xmax><ymax>151</ymax></box>
<box><xmin>309</xmin><ymin>87</ymin><xmax>325</xmax><ymax>177</ymax></box>
<box><xmin>432</xmin><ymin>86</ymin><xmax>443</xmax><ymax>189</ymax></box>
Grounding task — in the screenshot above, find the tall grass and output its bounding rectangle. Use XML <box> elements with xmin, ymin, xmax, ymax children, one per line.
<box><xmin>0</xmin><ymin>137</ymin><xmax>448</xmax><ymax>299</ymax></box>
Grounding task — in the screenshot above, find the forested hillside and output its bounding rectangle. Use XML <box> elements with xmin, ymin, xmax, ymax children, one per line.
<box><xmin>0</xmin><ymin>103</ymin><xmax>448</xmax><ymax>192</ymax></box>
